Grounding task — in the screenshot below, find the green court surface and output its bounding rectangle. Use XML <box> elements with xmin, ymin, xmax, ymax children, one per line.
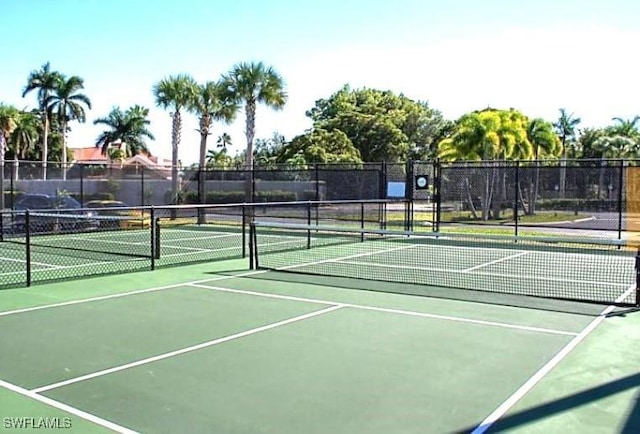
<box><xmin>0</xmin><ymin>259</ymin><xmax>638</xmax><ymax>433</ymax></box>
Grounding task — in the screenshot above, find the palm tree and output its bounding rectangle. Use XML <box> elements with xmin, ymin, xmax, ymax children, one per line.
<box><xmin>206</xmin><ymin>147</ymin><xmax>233</xmax><ymax>169</ymax></box>
<box><xmin>94</xmin><ymin>105</ymin><xmax>155</xmax><ymax>156</ymax></box>
<box><xmin>525</xmin><ymin>118</ymin><xmax>560</xmax><ymax>214</ymax></box>
<box><xmin>611</xmin><ymin>116</ymin><xmax>640</xmax><ymax>137</ymax></box>
<box><xmin>220</xmin><ymin>61</ymin><xmax>287</xmax><ymax>204</ymax></box>
<box><xmin>45</xmin><ymin>75</ymin><xmax>92</xmax><ymax>179</ymax></box>
<box><xmin>553</xmin><ymin>109</ymin><xmax>581</xmax><ymax>198</ymax></box>
<box><xmin>0</xmin><ymin>104</ymin><xmax>20</xmax><ymax>209</ymax></box>
<box><xmin>153</xmin><ymin>75</ymin><xmax>198</xmax><ymax>208</ymax></box>
<box><xmin>9</xmin><ymin>111</ymin><xmax>40</xmax><ymax>181</ymax></box>
<box><xmin>217</xmin><ymin>132</ymin><xmax>232</xmax><ymax>149</ymax></box>
<box><xmin>188</xmin><ymin>81</ymin><xmax>237</xmax><ymax>222</ymax></box>
<box><xmin>22</xmin><ymin>62</ymin><xmax>63</xmax><ymax>179</ymax></box>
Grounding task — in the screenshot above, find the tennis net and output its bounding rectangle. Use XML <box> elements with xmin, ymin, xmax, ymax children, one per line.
<box><xmin>250</xmin><ymin>222</ymin><xmax>639</xmax><ymax>306</ymax></box>
<box><xmin>3</xmin><ymin>211</ymin><xmax>154</xmax><ymax>259</ymax></box>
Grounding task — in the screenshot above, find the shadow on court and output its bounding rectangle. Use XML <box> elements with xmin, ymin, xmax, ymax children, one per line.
<box><xmin>459</xmin><ymin>373</ymin><xmax>640</xmax><ymax>433</ymax></box>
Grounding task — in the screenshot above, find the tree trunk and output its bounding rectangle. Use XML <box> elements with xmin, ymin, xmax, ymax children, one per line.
<box><xmin>463</xmin><ymin>177</ymin><xmax>478</xmax><ymax>219</ymax></box>
<box><xmin>244</xmin><ymin>101</ymin><xmax>256</xmax><ymax>225</ymax></box>
<box><xmin>170</xmin><ymin>111</ymin><xmax>182</xmax><ymax>220</ymax></box>
<box><xmin>61</xmin><ymin>115</ymin><xmax>68</xmax><ymax>181</ymax></box>
<box><xmin>530</xmin><ymin>162</ymin><xmax>541</xmax><ymax>215</ymax></box>
<box><xmin>197</xmin><ymin>114</ymin><xmax>209</xmax><ymax>224</ymax></box>
<box><xmin>42</xmin><ymin>114</ymin><xmax>49</xmax><ymax>180</ymax></box>
<box><xmin>13</xmin><ymin>156</ymin><xmax>19</xmax><ymax>183</ymax></box>
<box><xmin>559</xmin><ymin>137</ymin><xmax>567</xmax><ymax>198</ymax></box>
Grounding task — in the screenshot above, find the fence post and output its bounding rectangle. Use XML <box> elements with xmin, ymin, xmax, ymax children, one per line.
<box><xmin>79</xmin><ymin>164</ymin><xmax>84</xmax><ymax>206</ymax></box>
<box><xmin>406</xmin><ymin>160</ymin><xmax>414</xmax><ymax>231</ymax></box>
<box><xmin>315</xmin><ymin>164</ymin><xmax>319</xmax><ymax>201</ymax></box>
<box><xmin>9</xmin><ymin>163</ymin><xmax>14</xmax><ymax>210</ymax></box>
<box><xmin>514</xmin><ymin>161</ymin><xmax>519</xmax><ymax>237</ymax></box>
<box><xmin>141</xmin><ymin>167</ymin><xmax>145</xmax><ymax>206</ymax></box>
<box><xmin>618</xmin><ymin>159</ymin><xmax>625</xmax><ymax>241</ymax></box>
<box><xmin>380</xmin><ymin>161</ymin><xmax>387</xmax><ymax>199</ymax></box>
<box><xmin>434</xmin><ymin>160</ymin><xmax>442</xmax><ymax>232</ymax></box>
<box><xmin>25</xmin><ymin>210</ymin><xmax>31</xmax><ymax>287</ymax></box>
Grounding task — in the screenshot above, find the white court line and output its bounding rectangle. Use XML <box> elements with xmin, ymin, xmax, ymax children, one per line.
<box><xmin>0</xmin><ymin>270</ymin><xmax>268</xmax><ymax>317</ymax></box>
<box><xmin>462</xmin><ymin>252</ymin><xmax>529</xmax><ymax>272</ymax></box>
<box><xmin>470</xmin><ymin>284</ymin><xmax>637</xmax><ymax>434</ymax></box>
<box><xmin>0</xmin><ymin>378</ymin><xmax>137</xmax><ymax>433</ymax></box>
<box><xmin>272</xmin><ymin>243</ymin><xmax>419</xmax><ymax>271</ymax></box>
<box><xmin>189</xmin><ymin>283</ymin><xmax>578</xmax><ymax>337</ymax></box>
<box><xmin>0</xmin><ymin>255</ymin><xmax>62</xmax><ymax>269</ymax></box>
<box><xmin>162</xmin><ymin>233</ymin><xmax>238</xmax><ymax>243</ymax></box>
<box><xmin>31</xmin><ymin>305</ymin><xmax>343</xmax><ymax>394</ymax></box>
<box><xmin>0</xmin><ymin>256</ymin><xmax>150</xmax><ymax>278</ymax></box>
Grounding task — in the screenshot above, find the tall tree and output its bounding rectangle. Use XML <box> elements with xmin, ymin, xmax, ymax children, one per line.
<box><xmin>307</xmin><ymin>85</ymin><xmax>448</xmax><ymax>162</ymax></box>
<box><xmin>94</xmin><ymin>105</ymin><xmax>155</xmax><ymax>156</ymax></box>
<box><xmin>438</xmin><ymin>108</ymin><xmax>534</xmax><ymax>219</ymax></box>
<box><xmin>153</xmin><ymin>75</ymin><xmax>198</xmax><ymax>207</ymax></box>
<box><xmin>220</xmin><ymin>62</ymin><xmax>287</xmax><ymax>172</ymax></box>
<box><xmin>217</xmin><ymin>132</ymin><xmax>232</xmax><ymax>149</ymax></box>
<box><xmin>279</xmin><ymin>129</ymin><xmax>362</xmax><ymax>164</ymax></box>
<box><xmin>0</xmin><ymin>104</ymin><xmax>19</xmax><ymax>209</ymax></box>
<box><xmin>188</xmin><ymin>81</ymin><xmax>237</xmax><ymax>222</ymax></box>
<box><xmin>8</xmin><ymin>111</ymin><xmax>40</xmax><ymax>180</ymax></box>
<box><xmin>553</xmin><ymin>108</ymin><xmax>581</xmax><ymax>198</ymax></box>
<box><xmin>611</xmin><ymin>116</ymin><xmax>640</xmax><ymax>137</ymax></box>
<box><xmin>22</xmin><ymin>62</ymin><xmax>62</xmax><ymax>179</ymax></box>
<box><xmin>45</xmin><ymin>75</ymin><xmax>92</xmax><ymax>179</ymax></box>
<box><xmin>525</xmin><ymin>118</ymin><xmax>560</xmax><ymax>214</ymax></box>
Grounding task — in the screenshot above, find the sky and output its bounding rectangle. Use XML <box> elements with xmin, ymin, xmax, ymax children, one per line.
<box><xmin>1</xmin><ymin>0</ymin><xmax>639</xmax><ymax>164</ymax></box>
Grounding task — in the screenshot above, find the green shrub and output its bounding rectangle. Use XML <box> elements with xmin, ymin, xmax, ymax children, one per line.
<box><xmin>182</xmin><ymin>190</ymin><xmax>298</xmax><ymax>204</ymax></box>
<box><xmin>537</xmin><ymin>199</ymin><xmax>617</xmax><ymax>212</ymax></box>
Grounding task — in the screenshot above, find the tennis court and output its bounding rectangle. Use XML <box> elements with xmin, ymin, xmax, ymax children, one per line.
<box><xmin>0</xmin><ymin>217</ymin><xmax>638</xmax><ymax>432</ymax></box>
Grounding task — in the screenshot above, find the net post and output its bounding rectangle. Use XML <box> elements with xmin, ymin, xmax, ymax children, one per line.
<box><xmin>150</xmin><ymin>207</ymin><xmax>156</xmax><ymax>270</ymax></box>
<box><xmin>25</xmin><ymin>210</ymin><xmax>31</xmax><ymax>287</ymax></box>
<box><xmin>249</xmin><ymin>222</ymin><xmax>258</xmax><ymax>269</ymax></box>
<box><xmin>434</xmin><ymin>159</ymin><xmax>442</xmax><ymax>233</ymax></box>
<box><xmin>307</xmin><ymin>202</ymin><xmax>312</xmax><ymax>248</ymax></box>
<box><xmin>242</xmin><ymin>204</ymin><xmax>247</xmax><ymax>257</ymax></box>
<box><xmin>360</xmin><ymin>202</ymin><xmax>365</xmax><ymax>242</ymax></box>
<box><xmin>618</xmin><ymin>159</ymin><xmax>624</xmax><ymax>242</ymax></box>
<box><xmin>514</xmin><ymin>160</ymin><xmax>519</xmax><ymax>238</ymax></box>
<box><xmin>154</xmin><ymin>215</ymin><xmax>161</xmax><ymax>261</ymax></box>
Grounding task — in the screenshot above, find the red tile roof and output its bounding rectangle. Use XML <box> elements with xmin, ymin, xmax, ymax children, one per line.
<box><xmin>71</xmin><ymin>147</ymin><xmax>106</xmax><ymax>163</ymax></box>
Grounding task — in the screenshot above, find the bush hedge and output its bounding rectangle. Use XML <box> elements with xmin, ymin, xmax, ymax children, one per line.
<box><xmin>181</xmin><ymin>190</ymin><xmax>298</xmax><ymax>204</ymax></box>
<box><xmin>537</xmin><ymin>199</ymin><xmax>618</xmax><ymax>212</ymax></box>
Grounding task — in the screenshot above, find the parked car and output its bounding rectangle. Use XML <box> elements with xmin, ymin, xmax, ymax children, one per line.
<box><xmin>84</xmin><ymin>200</ymin><xmax>151</xmax><ymax>229</ymax></box>
<box><xmin>13</xmin><ymin>194</ymin><xmax>98</xmax><ymax>234</ymax></box>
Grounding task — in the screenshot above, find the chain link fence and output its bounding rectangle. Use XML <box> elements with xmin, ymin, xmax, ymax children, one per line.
<box><xmin>2</xmin><ymin>159</ymin><xmax>638</xmax><ymax>237</ymax></box>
